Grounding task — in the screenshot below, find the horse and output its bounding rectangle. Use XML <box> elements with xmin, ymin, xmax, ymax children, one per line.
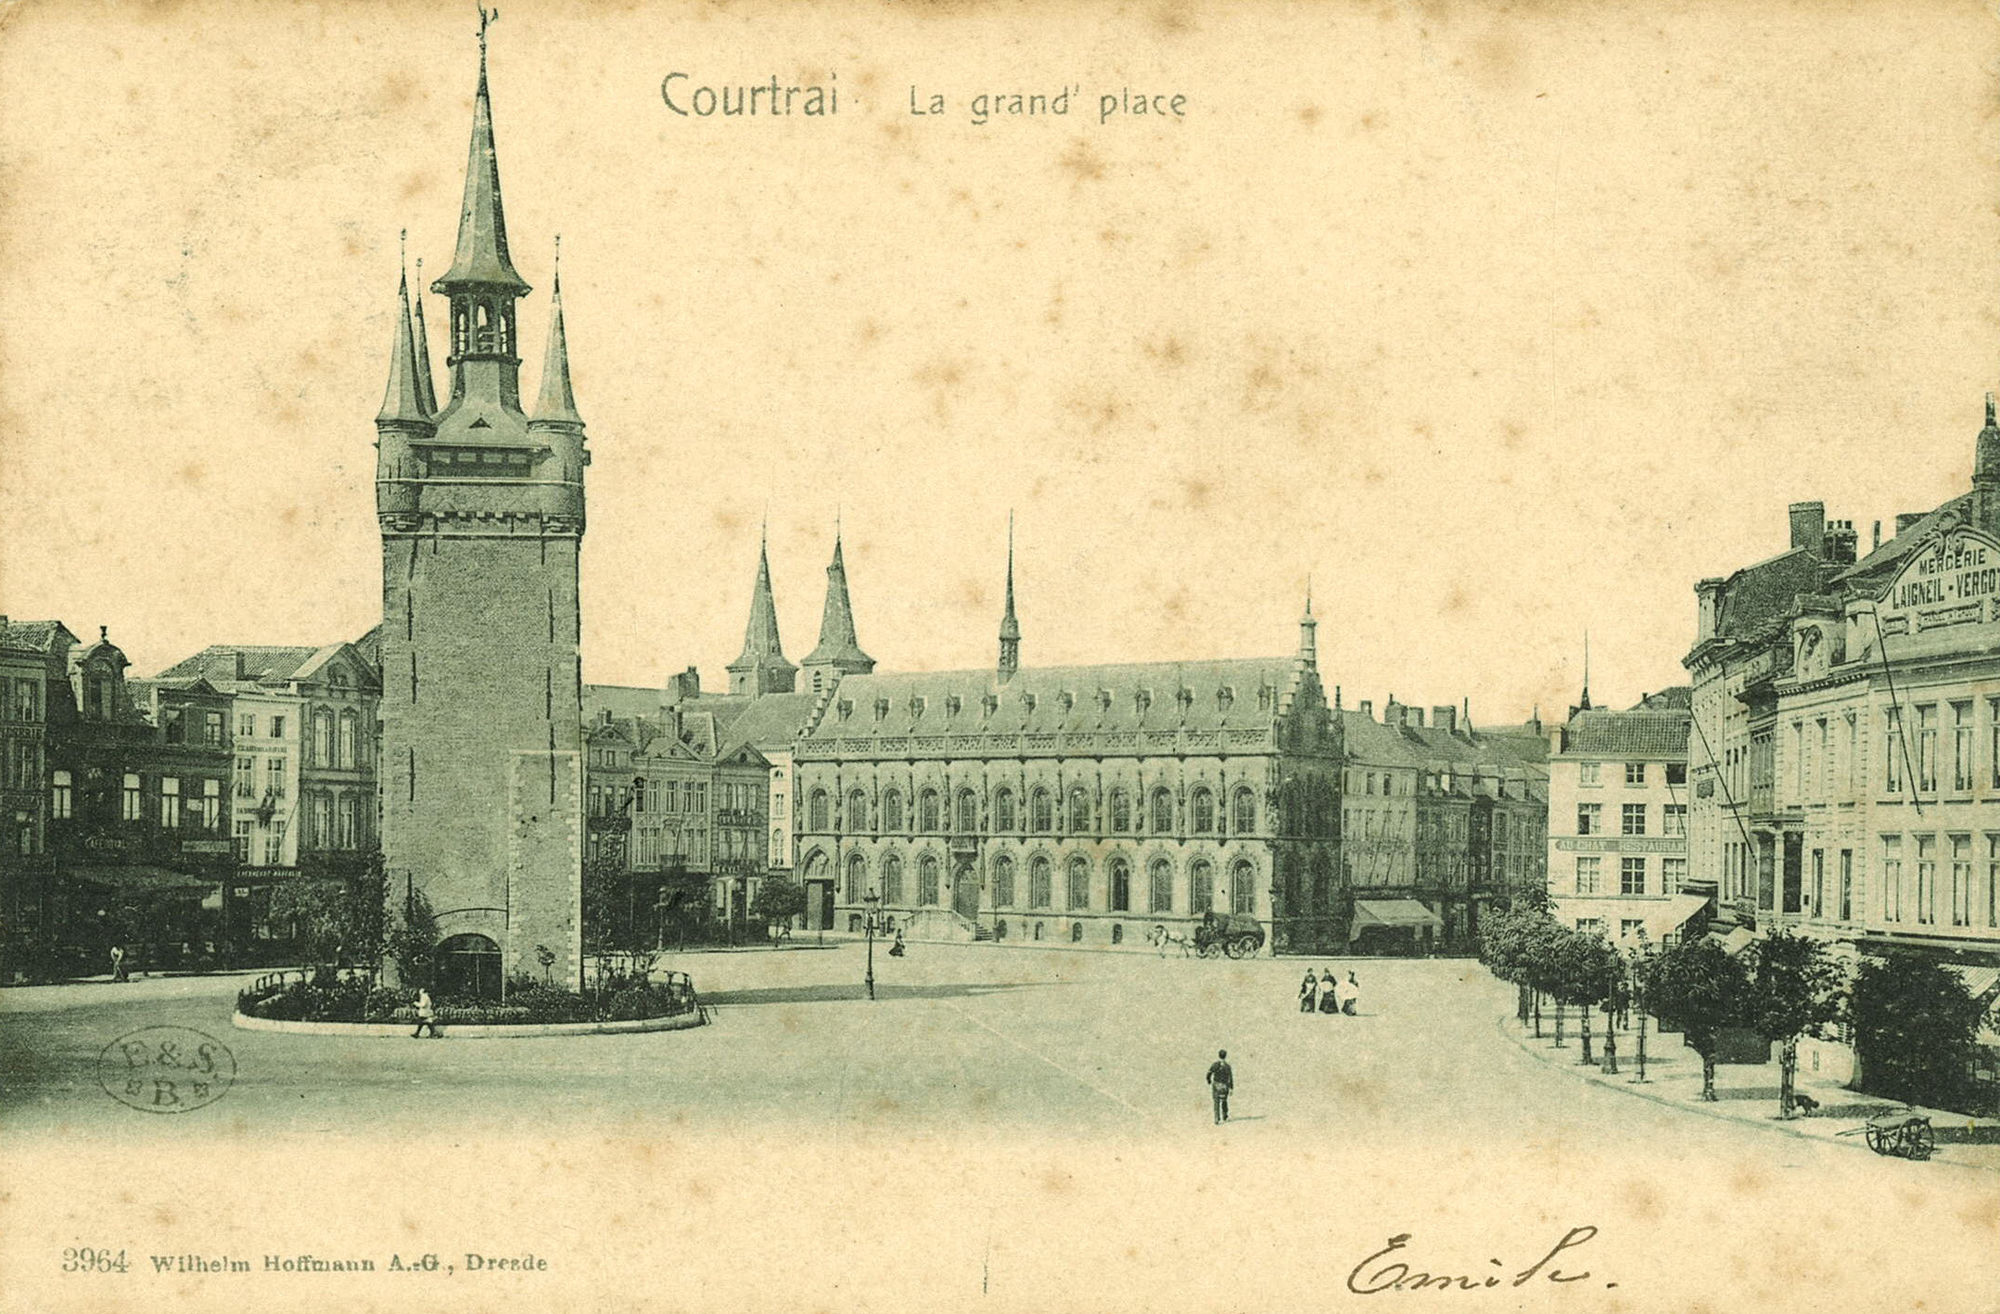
<box><xmin>1148</xmin><ymin>924</ymin><xmax>1195</xmax><ymax>958</ymax></box>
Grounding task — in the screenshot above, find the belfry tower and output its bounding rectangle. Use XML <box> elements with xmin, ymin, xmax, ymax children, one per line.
<box><xmin>799</xmin><ymin>527</ymin><xmax>875</xmax><ymax>694</ymax></box>
<box><xmin>726</xmin><ymin>526</ymin><xmax>797</xmax><ymax>696</ymax></box>
<box><xmin>375</xmin><ymin>16</ymin><xmax>587</xmax><ymax>994</ymax></box>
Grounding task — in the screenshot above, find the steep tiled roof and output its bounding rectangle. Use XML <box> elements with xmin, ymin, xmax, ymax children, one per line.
<box><xmin>802</xmin><ymin>658</ymin><xmax>1307</xmax><ymax>743</ymax></box>
<box><xmin>1629</xmin><ymin>686</ymin><xmax>1691</xmax><ymax>710</ymax></box>
<box><xmin>1838</xmin><ymin>492</ymin><xmax>1974</xmax><ymax>586</ymax></box>
<box><xmin>1713</xmin><ymin>549</ymin><xmax>1823</xmax><ymax>643</ymax></box>
<box><xmin>0</xmin><ymin>619</ymin><xmax>74</xmax><ymax>653</ymax></box>
<box><xmin>154</xmin><ymin>645</ymin><xmax>320</xmax><ymax>685</ymax></box>
<box><xmin>1557</xmin><ymin>709</ymin><xmax>1690</xmax><ymax>759</ymax></box>
<box><xmin>584</xmin><ymin>683</ymin><xmax>664</xmax><ymax>722</ymax></box>
<box><xmin>716</xmin><ymin>693</ymin><xmax>819</xmax><ymax>756</ymax></box>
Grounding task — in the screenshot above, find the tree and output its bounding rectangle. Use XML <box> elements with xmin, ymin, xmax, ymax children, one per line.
<box><xmin>1745</xmin><ymin>930</ymin><xmax>1846</xmax><ymax>1119</ymax></box>
<box><xmin>270</xmin><ymin>850</ymin><xmax>388</xmax><ymax>971</ymax></box>
<box><xmin>749</xmin><ymin>877</ymin><xmax>808</xmax><ymax>946</ymax></box>
<box><xmin>1550</xmin><ymin>930</ymin><xmax>1621</xmax><ymax>1066</ymax></box>
<box><xmin>1640</xmin><ymin>937</ymin><xmax>1749</xmax><ymax>1101</ymax></box>
<box><xmin>1851</xmin><ymin>954</ymin><xmax>1985</xmax><ymax>1113</ymax></box>
<box><xmin>581</xmin><ymin>853</ymin><xmax>626</xmax><ymax>957</ymax></box>
<box><xmin>384</xmin><ymin>887</ymin><xmax>439</xmax><ymax>988</ymax></box>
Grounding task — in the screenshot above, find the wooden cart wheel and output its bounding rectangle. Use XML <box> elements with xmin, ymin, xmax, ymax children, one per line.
<box><xmin>1199</xmin><ymin>942</ymin><xmax>1221</xmax><ymax>959</ymax></box>
<box><xmin>1866</xmin><ymin>1124</ymin><xmax>1886</xmax><ymax>1154</ymax></box>
<box><xmin>1910</xmin><ymin>1120</ymin><xmax>1935</xmax><ymax>1160</ymax></box>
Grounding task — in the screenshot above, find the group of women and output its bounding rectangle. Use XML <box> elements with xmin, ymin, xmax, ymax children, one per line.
<box><xmin>1298</xmin><ymin>967</ymin><xmax>1359</xmax><ymax>1016</ymax></box>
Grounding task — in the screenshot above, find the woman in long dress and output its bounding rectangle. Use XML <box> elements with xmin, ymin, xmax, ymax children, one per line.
<box><xmin>1319</xmin><ymin>968</ymin><xmax>1341</xmax><ymax>1014</ymax></box>
<box><xmin>1343</xmin><ymin>970</ymin><xmax>1360</xmax><ymax>1015</ymax></box>
<box><xmin>1298</xmin><ymin>970</ymin><xmax>1318</xmax><ymax>1013</ymax></box>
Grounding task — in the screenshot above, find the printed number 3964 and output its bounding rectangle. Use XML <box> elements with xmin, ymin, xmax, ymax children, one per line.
<box><xmin>62</xmin><ymin>1248</ymin><xmax>128</xmax><ymax>1273</ymax></box>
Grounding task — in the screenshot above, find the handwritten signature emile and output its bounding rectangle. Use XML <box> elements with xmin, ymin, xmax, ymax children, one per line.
<box><xmin>1347</xmin><ymin>1226</ymin><xmax>1611</xmax><ymax>1295</ymax></box>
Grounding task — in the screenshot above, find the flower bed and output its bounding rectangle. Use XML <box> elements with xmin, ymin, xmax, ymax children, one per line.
<box><xmin>236</xmin><ymin>968</ymin><xmax>699</xmax><ymax>1026</ymax></box>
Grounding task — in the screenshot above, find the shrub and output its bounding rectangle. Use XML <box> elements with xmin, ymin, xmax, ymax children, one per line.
<box><xmin>1852</xmin><ymin>954</ymin><xmax>1985</xmax><ymax>1113</ymax></box>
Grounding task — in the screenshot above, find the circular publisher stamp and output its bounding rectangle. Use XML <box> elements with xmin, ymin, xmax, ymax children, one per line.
<box><xmin>98</xmin><ymin>1026</ymin><xmax>236</xmax><ymax>1114</ymax></box>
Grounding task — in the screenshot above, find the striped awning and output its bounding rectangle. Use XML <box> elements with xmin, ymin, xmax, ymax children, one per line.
<box><xmin>1352</xmin><ymin>899</ymin><xmax>1443</xmax><ymax>930</ymax></box>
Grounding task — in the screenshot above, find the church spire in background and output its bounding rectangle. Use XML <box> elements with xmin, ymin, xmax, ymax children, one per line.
<box><xmin>998</xmin><ymin>512</ymin><xmax>1021</xmax><ymax>682</ymax></box>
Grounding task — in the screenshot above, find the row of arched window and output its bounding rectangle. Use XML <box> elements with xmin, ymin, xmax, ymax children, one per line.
<box><xmin>806</xmin><ymin>782</ymin><xmax>1258</xmax><ymax>838</ymax></box>
<box><xmin>832</xmin><ymin>849</ymin><xmax>1258</xmax><ymax>917</ymax></box>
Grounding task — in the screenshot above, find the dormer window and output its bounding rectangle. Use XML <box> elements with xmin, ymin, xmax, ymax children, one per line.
<box><xmin>1257</xmin><ymin>686</ymin><xmax>1274</xmax><ymax>712</ymax></box>
<box><xmin>1176</xmin><ymin>687</ymin><xmax>1194</xmax><ymax>715</ymax></box>
<box><xmin>1218</xmin><ymin>687</ymin><xmax>1235</xmax><ymax>711</ymax></box>
<box><xmin>982</xmin><ymin>694</ymin><xmax>998</xmax><ymax>717</ymax></box>
<box><xmin>874</xmin><ymin>698</ymin><xmax>890</xmax><ymax>722</ymax></box>
<box><xmin>909</xmin><ymin>696</ymin><xmax>926</xmax><ymax>719</ymax></box>
<box><xmin>837</xmin><ymin>699</ymin><xmax>853</xmax><ymax>722</ymax></box>
<box><xmin>1023</xmin><ymin>693</ymin><xmax>1038</xmax><ymax>714</ymax></box>
<box><xmin>945</xmin><ymin>694</ymin><xmax>962</xmax><ymax>717</ymax></box>
<box><xmin>1059</xmin><ymin>691</ymin><xmax>1075</xmax><ymax>714</ymax></box>
<box><xmin>1097</xmin><ymin>689</ymin><xmax>1113</xmax><ymax>712</ymax></box>
<box><xmin>1135</xmin><ymin>690</ymin><xmax>1152</xmax><ymax>715</ymax></box>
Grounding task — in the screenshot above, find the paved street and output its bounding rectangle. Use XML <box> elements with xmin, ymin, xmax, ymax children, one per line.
<box><xmin>4</xmin><ymin>946</ymin><xmax>1997</xmax><ymax>1314</ymax></box>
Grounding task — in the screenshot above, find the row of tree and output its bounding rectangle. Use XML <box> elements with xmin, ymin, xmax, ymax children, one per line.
<box><xmin>1480</xmin><ymin>905</ymin><xmax>1991</xmax><ymax>1117</ymax></box>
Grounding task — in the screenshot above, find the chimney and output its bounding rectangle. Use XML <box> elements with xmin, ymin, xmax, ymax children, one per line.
<box><xmin>664</xmin><ymin>666</ymin><xmax>701</xmax><ymax>705</ymax></box>
<box><xmin>1695</xmin><ymin>577</ymin><xmax>1725</xmax><ymax>642</ymax></box>
<box><xmin>1433</xmin><ymin>704</ymin><xmax>1457</xmax><ymax>734</ymax></box>
<box><xmin>1789</xmin><ymin>501</ymin><xmax>1826</xmax><ymax>557</ymax></box>
<box><xmin>1822</xmin><ymin>519</ymin><xmax>1857</xmax><ymax>567</ymax></box>
<box><xmin>1406</xmin><ymin>706</ymin><xmax>1426</xmax><ymax>729</ymax></box>
<box><xmin>1384</xmin><ymin>694</ymin><xmax>1404</xmax><ymax>725</ymax></box>
<box><xmin>1871</xmin><ymin>520</ymin><xmax>1882</xmax><ymax>551</ymax></box>
<box><xmin>1359</xmin><ymin>699</ymin><xmax>1374</xmax><ymax>719</ymax></box>
<box><xmin>1895</xmin><ymin>512</ymin><xmax>1924</xmax><ymax>536</ymax></box>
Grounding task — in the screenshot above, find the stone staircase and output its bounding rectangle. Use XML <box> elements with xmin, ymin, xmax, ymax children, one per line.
<box><xmin>902</xmin><ymin>909</ymin><xmax>989</xmax><ymax>943</ymax></box>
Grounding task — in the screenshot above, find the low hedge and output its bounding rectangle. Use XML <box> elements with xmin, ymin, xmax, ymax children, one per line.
<box><xmin>238</xmin><ymin>971</ymin><xmax>697</xmax><ymax>1025</ymax></box>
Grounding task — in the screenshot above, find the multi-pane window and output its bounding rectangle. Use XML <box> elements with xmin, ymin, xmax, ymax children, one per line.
<box><xmin>1067</xmin><ymin>787</ymin><xmax>1089</xmax><ymax>834</ymax></box>
<box><xmin>1662</xmin><ymin>856</ymin><xmax>1687</xmax><ymax>890</ymax></box>
<box><xmin>881</xmin><ymin>789</ymin><xmax>902</xmax><ymax>831</ymax></box>
<box><xmin>918</xmin><ymin>790</ymin><xmax>941</xmax><ymax>832</ymax></box>
<box><xmin>992</xmin><ymin>856</ymin><xmax>1014</xmax><ymax>909</ymax></box>
<box><xmin>1792</xmin><ymin>722</ymin><xmax>1805</xmax><ymax>796</ymax></box>
<box><xmin>1231</xmin><ymin>860</ymin><xmax>1256</xmax><ymax>914</ymax></box>
<box><xmin>1886</xmin><ymin>708</ymin><xmax>1903</xmax><ymax>793</ymax></box>
<box><xmin>1845</xmin><ymin>714</ymin><xmax>1859</xmax><ymax>795</ymax></box>
<box><xmin>1621</xmin><ymin>919</ymin><xmax>1645</xmax><ymax>940</ymax></box>
<box><xmin>1840</xmin><ymin>849</ymin><xmax>1854</xmax><ymax>922</ymax></box>
<box><xmin>338</xmin><ymin>712</ymin><xmax>357</xmax><ymax>769</ymax></box>
<box><xmin>1988</xmin><ymin>834</ymin><xmax>2000</xmax><ymax>929</ymax></box>
<box><xmin>159</xmin><ymin>777</ymin><xmax>181</xmax><ymax>828</ymax></box>
<box><xmin>1950</xmin><ymin>835</ymin><xmax>1972</xmax><ymax>927</ymax></box>
<box><xmin>1579</xmin><ymin>762</ymin><xmax>1600</xmax><ymax>787</ymax></box>
<box><xmin>1624</xmin><ymin>762</ymin><xmax>1645</xmax><ymax>786</ymax></box>
<box><xmin>122</xmin><ymin>773</ymin><xmax>142</xmax><ymax>821</ymax></box>
<box><xmin>204</xmin><ymin>712</ymin><xmax>223</xmax><ymax>747</ymax></box>
<box><xmin>917</xmin><ymin>855</ymin><xmax>940</xmax><ymax>906</ymax></box>
<box><xmin>1190</xmin><ymin>788</ymin><xmax>1214</xmax><ymax>833</ymax></box>
<box><xmin>993</xmin><ymin>788</ymin><xmax>1015</xmax><ymax>832</ymax></box>
<box><xmin>233</xmin><ymin>819</ymin><xmax>252</xmax><ymax>863</ymax></box>
<box><xmin>1150</xmin><ymin>789</ymin><xmax>1173</xmax><ymax>834</ymax></box>
<box><xmin>1916</xmin><ymin>705</ymin><xmax>1938</xmax><ymax>793</ymax></box>
<box><xmin>1577</xmin><ymin>803</ymin><xmax>1602</xmax><ymax>836</ymax></box>
<box><xmin>1811</xmin><ymin>849</ymin><xmax>1825</xmax><ymax>917</ymax></box>
<box><xmin>849</xmin><ymin>789</ymin><xmax>869</xmax><ymax>831</ymax></box>
<box><xmin>1029</xmin><ymin>857</ymin><xmax>1052</xmax><ymax>909</ymax></box>
<box><xmin>312</xmin><ymin>712</ymin><xmax>332</xmax><ymax>766</ymax></box>
<box><xmin>1110</xmin><ymin>859</ymin><xmax>1131</xmax><ymax>912</ymax></box>
<box><xmin>1621</xmin><ymin>804</ymin><xmax>1647</xmax><ymax>836</ymax></box>
<box><xmin>1818</xmin><ymin>720</ymin><xmax>1832</xmax><ymax>800</ymax></box>
<box><xmin>1108</xmin><ymin>789</ymin><xmax>1130</xmax><ymax>832</ymax></box>
<box><xmin>808</xmin><ymin>790</ymin><xmax>828</xmax><ymax>830</ymax></box>
<box><xmin>1952</xmin><ymin>703</ymin><xmax>1974</xmax><ymax>792</ymax></box>
<box><xmin>1066</xmin><ymin>856</ymin><xmax>1090</xmax><ymax>910</ymax></box>
<box><xmin>960</xmin><ymin>789</ymin><xmax>981</xmax><ymax>834</ymax></box>
<box><xmin>1574</xmin><ymin>856</ymin><xmax>1602</xmax><ymax>895</ymax></box>
<box><xmin>1914</xmin><ymin>835</ymin><xmax>1934</xmax><ymax>924</ymax></box>
<box><xmin>238</xmin><ymin>713</ymin><xmax>255</xmax><ymax>738</ymax></box>
<box><xmin>1663</xmin><ymin>803</ymin><xmax>1686</xmax><ymax>837</ymax></box>
<box><xmin>1233</xmin><ymin>788</ymin><xmax>1256</xmax><ymax>833</ymax></box>
<box><xmin>201</xmin><ymin>779</ymin><xmax>221</xmax><ymax>829</ymax></box>
<box><xmin>265</xmin><ymin>758</ymin><xmax>286</xmax><ymax>798</ymax></box>
<box><xmin>312</xmin><ymin>794</ymin><xmax>331</xmax><ymax>848</ymax></box>
<box><xmin>1149</xmin><ymin>859</ymin><xmax>1173</xmax><ymax>913</ymax></box>
<box><xmin>1189</xmin><ymin>861</ymin><xmax>1213</xmax><ymax>914</ymax></box>
<box><xmin>1620</xmin><ymin>857</ymin><xmax>1646</xmax><ymax>896</ymax></box>
<box><xmin>844</xmin><ymin>857</ymin><xmax>864</xmax><ymax>904</ymax></box>
<box><xmin>270</xmin><ymin>715</ymin><xmax>286</xmax><ymax>740</ymax></box>
<box><xmin>50</xmin><ymin>770</ymin><xmax>72</xmax><ymax>820</ymax></box>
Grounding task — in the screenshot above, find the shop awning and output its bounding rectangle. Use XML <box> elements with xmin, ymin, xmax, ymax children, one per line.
<box><xmin>1712</xmin><ymin>926</ymin><xmax>1757</xmax><ymax>957</ymax></box>
<box><xmin>66</xmin><ymin>865</ymin><xmax>217</xmax><ymax>895</ymax></box>
<box><xmin>1945</xmin><ymin>964</ymin><xmax>2000</xmax><ymax>1005</ymax></box>
<box><xmin>1352</xmin><ymin>899</ymin><xmax>1444</xmax><ymax>930</ymax></box>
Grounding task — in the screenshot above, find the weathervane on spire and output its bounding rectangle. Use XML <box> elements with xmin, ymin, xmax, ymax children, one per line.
<box><xmin>478</xmin><ymin>4</ymin><xmax>498</xmax><ymax>54</ymax></box>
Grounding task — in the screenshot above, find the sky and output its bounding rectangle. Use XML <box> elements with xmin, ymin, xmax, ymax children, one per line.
<box><xmin>1</xmin><ymin>0</ymin><xmax>1995</xmax><ymax>723</ymax></box>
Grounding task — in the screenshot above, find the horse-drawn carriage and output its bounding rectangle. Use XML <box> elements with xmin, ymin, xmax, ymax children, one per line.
<box><xmin>1193</xmin><ymin>911</ymin><xmax>1266</xmax><ymax>959</ymax></box>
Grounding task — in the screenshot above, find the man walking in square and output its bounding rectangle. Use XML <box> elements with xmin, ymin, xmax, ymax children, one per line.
<box><xmin>1205</xmin><ymin>1049</ymin><xmax>1234</xmax><ymax>1124</ymax></box>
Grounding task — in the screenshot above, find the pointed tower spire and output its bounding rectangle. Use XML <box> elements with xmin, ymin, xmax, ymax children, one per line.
<box><xmin>531</xmin><ymin>237</ymin><xmax>582</xmax><ymax>425</ymax></box>
<box><xmin>410</xmin><ymin>255</ymin><xmax>438</xmax><ymax>417</ymax></box>
<box><xmin>998</xmin><ymin>512</ymin><xmax>1021</xmax><ymax>681</ymax></box>
<box><xmin>728</xmin><ymin>521</ymin><xmax>797</xmax><ymax>696</ymax></box>
<box><xmin>431</xmin><ymin>9</ymin><xmax>532</xmax><ymax>425</ymax></box>
<box><xmin>801</xmin><ymin>522</ymin><xmax>875</xmax><ymax>693</ymax></box>
<box><xmin>1297</xmin><ymin>576</ymin><xmax>1318</xmax><ymax>667</ymax></box>
<box><xmin>376</xmin><ymin>251</ymin><xmax>429</xmax><ymax>426</ymax></box>
<box><xmin>1578</xmin><ymin>631</ymin><xmax>1593</xmax><ymax>712</ymax></box>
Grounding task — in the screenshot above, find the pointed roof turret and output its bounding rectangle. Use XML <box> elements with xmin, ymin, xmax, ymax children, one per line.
<box><xmin>375</xmin><ymin>256</ymin><xmax>429</xmax><ymax>427</ymax></box>
<box><xmin>1978</xmin><ymin>391</ymin><xmax>2000</xmax><ymax>483</ymax></box>
<box><xmin>1297</xmin><ymin>576</ymin><xmax>1317</xmax><ymax>667</ymax></box>
<box><xmin>801</xmin><ymin>527</ymin><xmax>875</xmax><ymax>681</ymax></box>
<box><xmin>727</xmin><ymin>524</ymin><xmax>797</xmax><ymax>696</ymax></box>
<box><xmin>531</xmin><ymin>240</ymin><xmax>583</xmax><ymax>426</ymax></box>
<box><xmin>998</xmin><ymin>513</ymin><xmax>1021</xmax><ymax>681</ymax></box>
<box><xmin>434</xmin><ymin>13</ymin><xmax>530</xmax><ymax>297</ymax></box>
<box><xmin>409</xmin><ymin>256</ymin><xmax>438</xmax><ymax>417</ymax></box>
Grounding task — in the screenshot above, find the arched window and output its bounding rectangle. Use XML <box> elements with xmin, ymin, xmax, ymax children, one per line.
<box><xmin>1233</xmin><ymin>787</ymin><xmax>1257</xmax><ymax>834</ymax></box>
<box><xmin>994</xmin><ymin>787</ymin><xmax>1016</xmax><ymax>832</ymax></box>
<box><xmin>337</xmin><ymin>711</ymin><xmax>357</xmax><ymax>769</ymax></box>
<box><xmin>1111</xmin><ymin>923</ymin><xmax>1124</xmax><ymax>945</ymax></box>
<box><xmin>847</xmin><ymin>788</ymin><xmax>869</xmax><ymax>831</ymax></box>
<box><xmin>846</xmin><ymin>852</ymin><xmax>867</xmax><ymax>901</ymax></box>
<box><xmin>312</xmin><ymin>711</ymin><xmax>332</xmax><ymax>768</ymax></box>
<box><xmin>1149</xmin><ymin>857</ymin><xmax>1173</xmax><ymax>913</ymax></box>
<box><xmin>809</xmin><ymin>789</ymin><xmax>829</xmax><ymax>831</ymax></box>
<box><xmin>1110</xmin><ymin>858</ymin><xmax>1132</xmax><ymax>912</ymax></box>
<box><xmin>436</xmin><ymin>933</ymin><xmax>502</xmax><ymax>1001</ymax></box>
<box><xmin>1189</xmin><ymin>860</ymin><xmax>1214</xmax><ymax>914</ymax></box>
<box><xmin>1109</xmin><ymin>789</ymin><xmax>1131</xmax><ymax>832</ymax></box>
<box><xmin>917</xmin><ymin>854</ymin><xmax>941</xmax><ymax>906</ymax></box>
<box><xmin>1150</xmin><ymin>788</ymin><xmax>1174</xmax><ymax>835</ymax></box>
<box><xmin>992</xmin><ymin>855</ymin><xmax>1015</xmax><ymax>908</ymax></box>
<box><xmin>918</xmin><ymin>789</ymin><xmax>941</xmax><ymax>833</ymax></box>
<box><xmin>1068</xmin><ymin>787</ymin><xmax>1091</xmax><ymax>834</ymax></box>
<box><xmin>1030</xmin><ymin>788</ymin><xmax>1053</xmax><ymax>833</ymax></box>
<box><xmin>882</xmin><ymin>852</ymin><xmax>904</xmax><ymax>904</ymax></box>
<box><xmin>1066</xmin><ymin>856</ymin><xmax>1091</xmax><ymax>910</ymax></box>
<box><xmin>1190</xmin><ymin>787</ymin><xmax>1214</xmax><ymax>833</ymax></box>
<box><xmin>770</xmin><ymin>828</ymin><xmax>784</xmax><ymax>864</ymax></box>
<box><xmin>1071</xmin><ymin>922</ymin><xmax>1084</xmax><ymax>942</ymax></box>
<box><xmin>882</xmin><ymin>788</ymin><xmax>904</xmax><ymax>832</ymax></box>
<box><xmin>956</xmin><ymin>788</ymin><xmax>978</xmax><ymax>834</ymax></box>
<box><xmin>1029</xmin><ymin>856</ymin><xmax>1053</xmax><ymax>908</ymax></box>
<box><xmin>1231</xmin><ymin>859</ymin><xmax>1256</xmax><ymax>914</ymax></box>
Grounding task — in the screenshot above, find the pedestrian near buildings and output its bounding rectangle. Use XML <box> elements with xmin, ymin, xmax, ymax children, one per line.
<box><xmin>109</xmin><ymin>945</ymin><xmax>126</xmax><ymax>983</ymax></box>
<box><xmin>1298</xmin><ymin>970</ymin><xmax>1318</xmax><ymax>1013</ymax></box>
<box><xmin>1319</xmin><ymin>968</ymin><xmax>1340</xmax><ymax>1014</ymax></box>
<box><xmin>1343</xmin><ymin>971</ymin><xmax>1360</xmax><ymax>1016</ymax></box>
<box><xmin>1205</xmin><ymin>1050</ymin><xmax>1234</xmax><ymax>1123</ymax></box>
<box><xmin>411</xmin><ymin>987</ymin><xmax>440</xmax><ymax>1039</ymax></box>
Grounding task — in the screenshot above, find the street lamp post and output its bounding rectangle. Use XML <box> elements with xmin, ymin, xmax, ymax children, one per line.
<box><xmin>861</xmin><ymin>890</ymin><xmax>880</xmax><ymax>1001</ymax></box>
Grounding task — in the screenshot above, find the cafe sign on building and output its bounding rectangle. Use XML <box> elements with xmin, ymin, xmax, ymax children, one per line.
<box><xmin>1877</xmin><ymin>522</ymin><xmax>2000</xmax><ymax>636</ymax></box>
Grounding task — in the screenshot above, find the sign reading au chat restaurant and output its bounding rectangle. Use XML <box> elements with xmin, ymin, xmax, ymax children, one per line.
<box><xmin>1877</xmin><ymin>522</ymin><xmax>2000</xmax><ymax>634</ymax></box>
